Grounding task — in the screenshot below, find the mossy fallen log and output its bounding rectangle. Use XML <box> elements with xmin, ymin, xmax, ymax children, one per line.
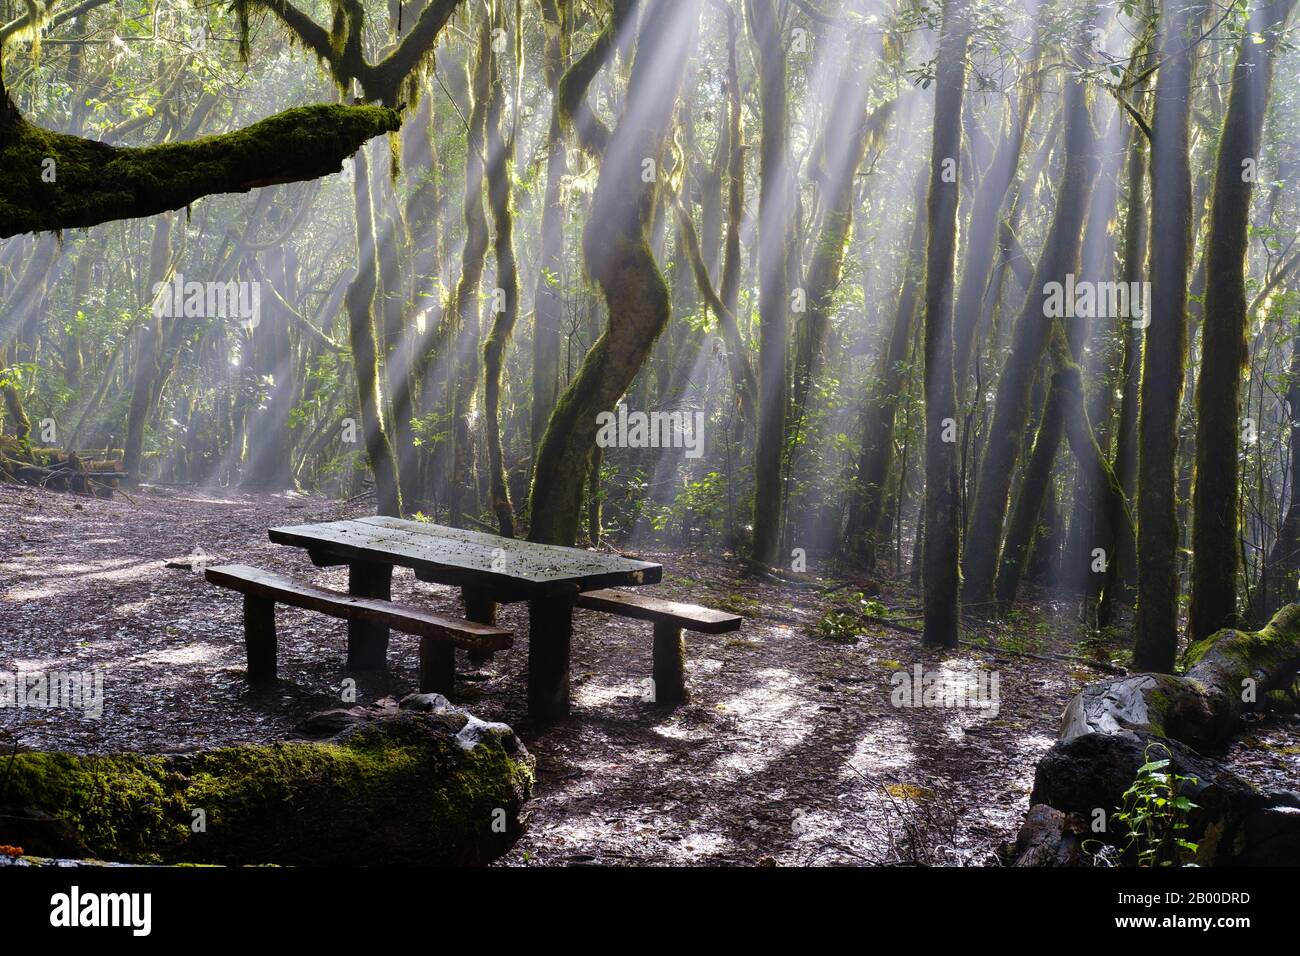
<box><xmin>0</xmin><ymin>446</ymin><xmax>121</xmax><ymax>495</ymax></box>
<box><xmin>0</xmin><ymin>99</ymin><xmax>401</xmax><ymax>238</ymax></box>
<box><xmin>0</xmin><ymin>696</ymin><xmax>534</xmax><ymax>865</ymax></box>
<box><xmin>1060</xmin><ymin>603</ymin><xmax>1300</xmax><ymax>750</ymax></box>
<box><xmin>1012</xmin><ymin>605</ymin><xmax>1300</xmax><ymax>866</ymax></box>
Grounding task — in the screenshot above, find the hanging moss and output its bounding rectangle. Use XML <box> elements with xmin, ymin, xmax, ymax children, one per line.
<box><xmin>1</xmin><ymin>102</ymin><xmax>401</xmax><ymax>237</ymax></box>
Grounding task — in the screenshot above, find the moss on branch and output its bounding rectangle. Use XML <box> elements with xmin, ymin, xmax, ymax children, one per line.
<box><xmin>0</xmin><ymin>102</ymin><xmax>401</xmax><ymax>237</ymax></box>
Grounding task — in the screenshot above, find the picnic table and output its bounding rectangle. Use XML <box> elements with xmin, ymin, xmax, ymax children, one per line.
<box><xmin>268</xmin><ymin>515</ymin><xmax>662</xmax><ymax>719</ymax></box>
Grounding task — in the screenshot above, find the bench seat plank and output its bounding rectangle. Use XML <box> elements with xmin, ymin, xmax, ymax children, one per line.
<box><xmin>575</xmin><ymin>588</ymin><xmax>742</xmax><ymax>634</ymax></box>
<box><xmin>205</xmin><ymin>564</ymin><xmax>513</xmax><ymax>652</ymax></box>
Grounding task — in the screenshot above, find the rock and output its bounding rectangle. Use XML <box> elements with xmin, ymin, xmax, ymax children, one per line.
<box><xmin>1014</xmin><ymin>605</ymin><xmax>1300</xmax><ymax>866</ymax></box>
<box><xmin>0</xmin><ymin>707</ymin><xmax>534</xmax><ymax>866</ymax></box>
<box><xmin>1234</xmin><ymin>800</ymin><xmax>1300</xmax><ymax>866</ymax></box>
<box><xmin>1030</xmin><ymin>730</ymin><xmax>1254</xmax><ymax>865</ymax></box>
<box><xmin>295</xmin><ymin>707</ymin><xmax>370</xmax><ymax>737</ymax></box>
<box><xmin>400</xmin><ymin>691</ymin><xmax>461</xmax><ymax>715</ymax></box>
<box><xmin>1009</xmin><ymin>804</ymin><xmax>1087</xmax><ymax>867</ymax></box>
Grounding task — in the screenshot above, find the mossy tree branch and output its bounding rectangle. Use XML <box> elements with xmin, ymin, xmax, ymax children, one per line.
<box><xmin>0</xmin><ymin>102</ymin><xmax>402</xmax><ymax>239</ymax></box>
<box><xmin>557</xmin><ymin>0</ymin><xmax>638</xmax><ymax>157</ymax></box>
<box><xmin>234</xmin><ymin>0</ymin><xmax>465</xmax><ymax>106</ymax></box>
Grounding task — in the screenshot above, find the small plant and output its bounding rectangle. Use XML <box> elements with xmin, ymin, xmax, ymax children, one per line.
<box><xmin>811</xmin><ymin>592</ymin><xmax>888</xmax><ymax>644</ymax></box>
<box><xmin>814</xmin><ymin>608</ymin><xmax>861</xmax><ymax>644</ymax></box>
<box><xmin>1112</xmin><ymin>743</ymin><xmax>1200</xmax><ymax>867</ymax></box>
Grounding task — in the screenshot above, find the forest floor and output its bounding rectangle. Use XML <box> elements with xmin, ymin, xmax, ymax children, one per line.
<box><xmin>2</xmin><ymin>483</ymin><xmax>1298</xmax><ymax>866</ymax></box>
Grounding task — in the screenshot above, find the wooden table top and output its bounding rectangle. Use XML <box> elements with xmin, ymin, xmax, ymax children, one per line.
<box><xmin>268</xmin><ymin>515</ymin><xmax>662</xmax><ymax>599</ymax></box>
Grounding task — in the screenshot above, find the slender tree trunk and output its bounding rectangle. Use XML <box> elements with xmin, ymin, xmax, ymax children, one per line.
<box><xmin>921</xmin><ymin>0</ymin><xmax>971</xmax><ymax>648</ymax></box>
<box><xmin>1188</xmin><ymin>0</ymin><xmax>1295</xmax><ymax>642</ymax></box>
<box><xmin>484</xmin><ymin>0</ymin><xmax>520</xmax><ymax>536</ymax></box>
<box><xmin>531</xmin><ymin>0</ymin><xmax>569</xmax><ymax>466</ymax></box>
<box><xmin>123</xmin><ymin>216</ymin><xmax>174</xmax><ymax>482</ymax></box>
<box><xmin>1255</xmin><ymin>325</ymin><xmax>1300</xmax><ymax>620</ymax></box>
<box><xmin>962</xmin><ymin>17</ymin><xmax>1099</xmax><ymax>605</ymax></box>
<box><xmin>1134</xmin><ymin>0</ymin><xmax>1205</xmax><ymax>672</ymax></box>
<box><xmin>846</xmin><ymin>168</ymin><xmax>927</xmax><ymax>567</ymax></box>
<box><xmin>345</xmin><ymin>143</ymin><xmax>402</xmax><ymax>517</ymax></box>
<box><xmin>748</xmin><ymin>0</ymin><xmax>795</xmax><ymax>567</ymax></box>
<box><xmin>448</xmin><ymin>21</ymin><xmax>493</xmax><ymax>528</ymax></box>
<box><xmin>951</xmin><ymin>15</ymin><xmax>1043</xmax><ymax>395</ymax></box>
<box><xmin>1099</xmin><ymin>109</ymin><xmax>1152</xmax><ymax>628</ymax></box>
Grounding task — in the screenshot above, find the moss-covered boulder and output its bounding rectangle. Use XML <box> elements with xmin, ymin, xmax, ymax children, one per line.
<box><xmin>0</xmin><ymin>695</ymin><xmax>533</xmax><ymax>866</ymax></box>
<box><xmin>1012</xmin><ymin>605</ymin><xmax>1300</xmax><ymax>866</ymax></box>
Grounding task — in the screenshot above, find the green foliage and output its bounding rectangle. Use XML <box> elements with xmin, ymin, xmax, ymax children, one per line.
<box><xmin>812</xmin><ymin>591</ymin><xmax>888</xmax><ymax>644</ymax></box>
<box><xmin>1112</xmin><ymin>744</ymin><xmax>1200</xmax><ymax>867</ymax></box>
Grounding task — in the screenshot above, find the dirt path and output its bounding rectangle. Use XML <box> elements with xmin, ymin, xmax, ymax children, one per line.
<box><xmin>0</xmin><ymin>483</ymin><xmax>1132</xmax><ymax>865</ymax></box>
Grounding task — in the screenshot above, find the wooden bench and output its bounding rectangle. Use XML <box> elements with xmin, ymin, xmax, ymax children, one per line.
<box><xmin>204</xmin><ymin>564</ymin><xmax>513</xmax><ymax>694</ymax></box>
<box><xmin>575</xmin><ymin>588</ymin><xmax>741</xmax><ymax>706</ymax></box>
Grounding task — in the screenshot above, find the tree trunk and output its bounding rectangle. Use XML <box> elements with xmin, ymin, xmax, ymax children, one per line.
<box><xmin>1134</xmin><ymin>0</ymin><xmax>1205</xmax><ymax>672</ymax></box>
<box><xmin>531</xmin><ymin>0</ymin><xmax>570</xmax><ymax>467</ymax></box>
<box><xmin>748</xmin><ymin>0</ymin><xmax>795</xmax><ymax>567</ymax></box>
<box><xmin>123</xmin><ymin>215</ymin><xmax>174</xmax><ymax>482</ymax></box>
<box><xmin>448</xmin><ymin>21</ymin><xmax>493</xmax><ymax>528</ymax></box>
<box><xmin>962</xmin><ymin>18</ymin><xmax>1099</xmax><ymax>605</ymax></box>
<box><xmin>484</xmin><ymin>0</ymin><xmax>520</xmax><ymax>537</ymax></box>
<box><xmin>344</xmin><ymin>144</ymin><xmax>402</xmax><ymax>517</ymax></box>
<box><xmin>527</xmin><ymin>0</ymin><xmax>701</xmax><ymax>546</ymax></box>
<box><xmin>1188</xmin><ymin>0</ymin><xmax>1295</xmax><ymax>642</ymax></box>
<box><xmin>920</xmin><ymin>0</ymin><xmax>971</xmax><ymax>648</ymax></box>
<box><xmin>845</xmin><ymin>168</ymin><xmax>927</xmax><ymax>568</ymax></box>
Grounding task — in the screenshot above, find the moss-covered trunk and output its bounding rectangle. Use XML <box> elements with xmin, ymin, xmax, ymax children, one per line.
<box><xmin>345</xmin><ymin>144</ymin><xmax>402</xmax><ymax>517</ymax></box>
<box><xmin>920</xmin><ymin>0</ymin><xmax>971</xmax><ymax>648</ymax></box>
<box><xmin>747</xmin><ymin>0</ymin><xmax>794</xmax><ymax>567</ymax></box>
<box><xmin>0</xmin><ymin>703</ymin><xmax>533</xmax><ymax>866</ymax></box>
<box><xmin>1188</xmin><ymin>0</ymin><xmax>1296</xmax><ymax>642</ymax></box>
<box><xmin>1098</xmin><ymin>112</ymin><xmax>1151</xmax><ymax>629</ymax></box>
<box><xmin>527</xmin><ymin>0</ymin><xmax>701</xmax><ymax>546</ymax></box>
<box><xmin>483</xmin><ymin>0</ymin><xmax>520</xmax><ymax>537</ymax></box>
<box><xmin>447</xmin><ymin>21</ymin><xmax>492</xmax><ymax>529</ymax></box>
<box><xmin>1133</xmin><ymin>0</ymin><xmax>1206</xmax><ymax>672</ymax></box>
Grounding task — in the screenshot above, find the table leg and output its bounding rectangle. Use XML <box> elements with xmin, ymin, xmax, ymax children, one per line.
<box><xmin>244</xmin><ymin>594</ymin><xmax>277</xmax><ymax>681</ymax></box>
<box><xmin>652</xmin><ymin>622</ymin><xmax>688</xmax><ymax>706</ymax></box>
<box><xmin>528</xmin><ymin>596</ymin><xmax>573</xmax><ymax>720</ymax></box>
<box><xmin>347</xmin><ymin>561</ymin><xmax>391</xmax><ymax>670</ymax></box>
<box><xmin>419</xmin><ymin>637</ymin><xmax>455</xmax><ymax>695</ymax></box>
<box><xmin>462</xmin><ymin>586</ymin><xmax>497</xmax><ymax>666</ymax></box>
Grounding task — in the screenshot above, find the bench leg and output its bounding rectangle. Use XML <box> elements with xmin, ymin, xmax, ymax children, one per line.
<box><xmin>652</xmin><ymin>622</ymin><xmax>688</xmax><ymax>707</ymax></box>
<box><xmin>462</xmin><ymin>587</ymin><xmax>497</xmax><ymax>666</ymax></box>
<box><xmin>528</xmin><ymin>596</ymin><xmax>572</xmax><ymax>721</ymax></box>
<box><xmin>347</xmin><ymin>562</ymin><xmax>391</xmax><ymax>670</ymax></box>
<box><xmin>244</xmin><ymin>595</ymin><xmax>277</xmax><ymax>681</ymax></box>
<box><xmin>419</xmin><ymin>638</ymin><xmax>456</xmax><ymax>695</ymax></box>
